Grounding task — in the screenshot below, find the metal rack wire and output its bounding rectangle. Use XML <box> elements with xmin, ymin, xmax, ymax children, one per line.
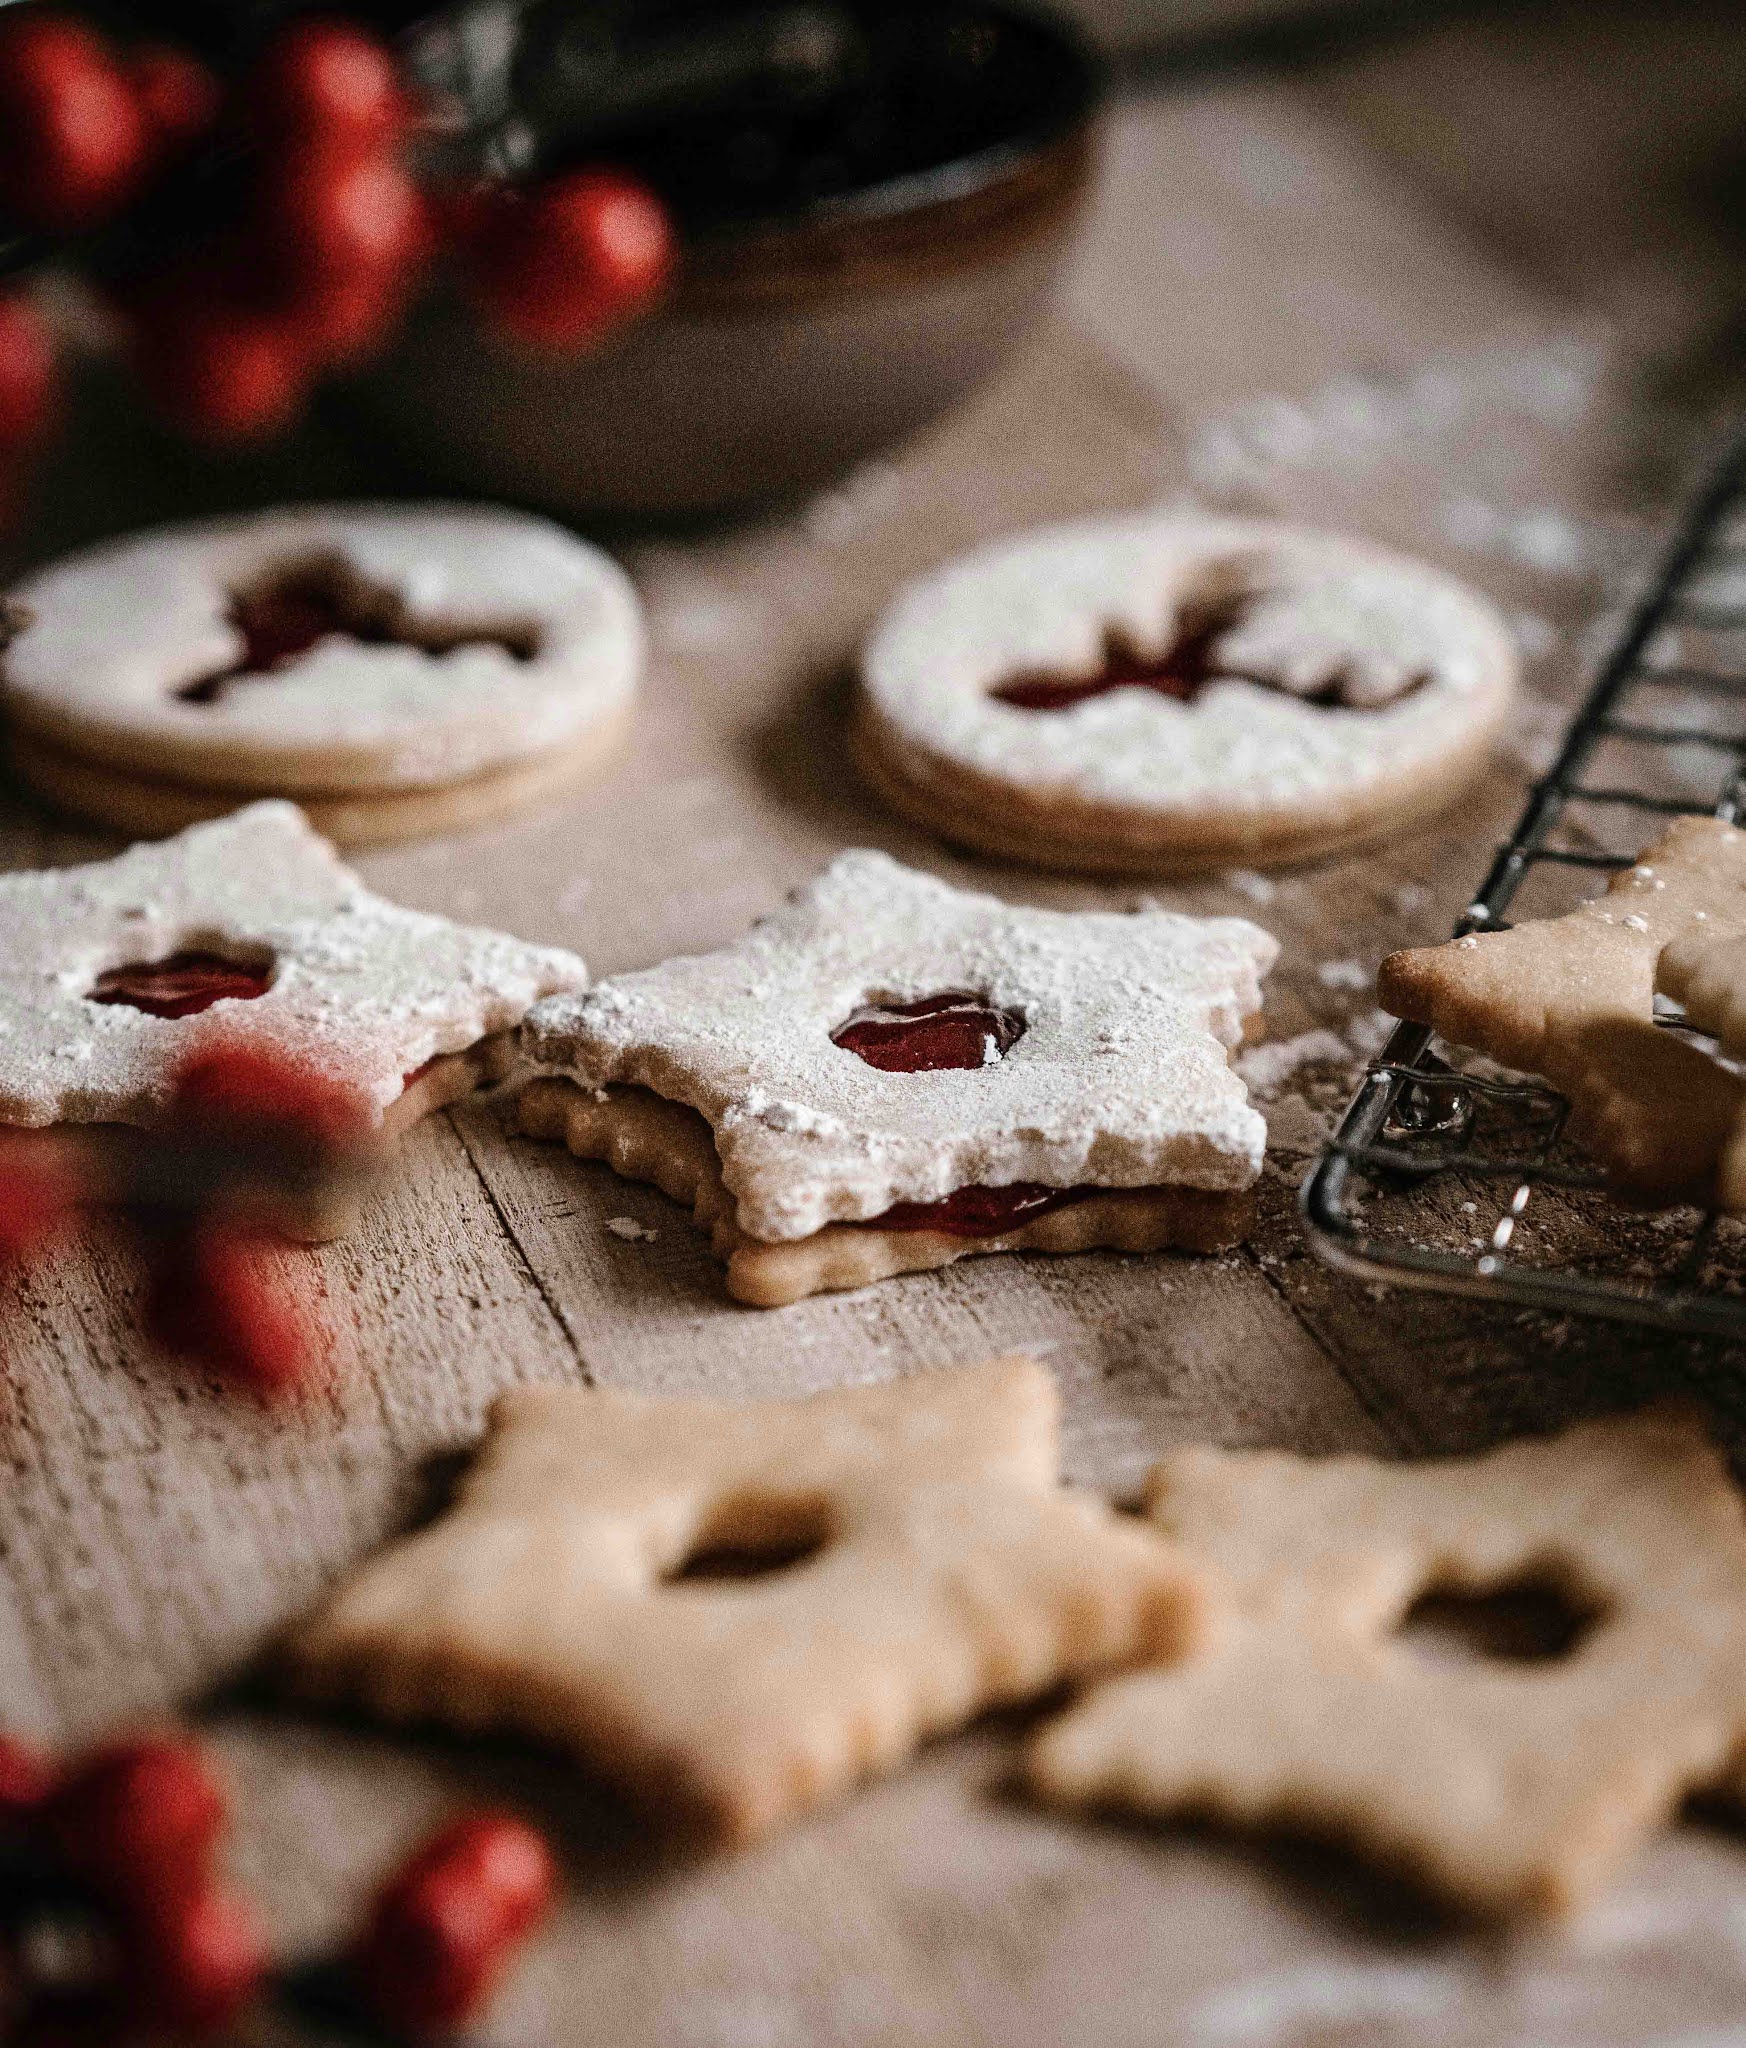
<box><xmin>1302</xmin><ymin>424</ymin><xmax>1746</xmax><ymax>1338</ymax></box>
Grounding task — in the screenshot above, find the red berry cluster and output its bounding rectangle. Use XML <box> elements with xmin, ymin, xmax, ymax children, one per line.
<box><xmin>0</xmin><ymin>1039</ymin><xmax>370</xmax><ymax>1399</ymax></box>
<box><xmin>0</xmin><ymin>1731</ymin><xmax>266</xmax><ymax>2041</ymax></box>
<box><xmin>0</xmin><ymin>1730</ymin><xmax>558</xmax><ymax>2045</ymax></box>
<box><xmin>0</xmin><ymin>6</ymin><xmax>677</xmax><ymax>514</ymax></box>
<box><xmin>117</xmin><ymin>16</ymin><xmax>426</xmax><ymax>442</ymax></box>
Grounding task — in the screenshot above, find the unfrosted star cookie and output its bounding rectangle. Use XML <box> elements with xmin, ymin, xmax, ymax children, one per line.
<box><xmin>1029</xmin><ymin>1406</ymin><xmax>1746</xmax><ymax>1918</ymax></box>
<box><xmin>286</xmin><ymin>1356</ymin><xmax>1202</xmax><ymax>1844</ymax></box>
<box><xmin>516</xmin><ymin>850</ymin><xmax>1278</xmax><ymax>1305</ymax></box>
<box><xmin>0</xmin><ymin>803</ymin><xmax>587</xmax><ymax>1204</ymax></box>
<box><xmin>1</xmin><ymin>503</ymin><xmax>642</xmax><ymax>844</ymax></box>
<box><xmin>1379</xmin><ymin>815</ymin><xmax>1746</xmax><ymax>1206</ymax></box>
<box><xmin>854</xmin><ymin>513</ymin><xmax>1518</xmax><ymax>875</ymax></box>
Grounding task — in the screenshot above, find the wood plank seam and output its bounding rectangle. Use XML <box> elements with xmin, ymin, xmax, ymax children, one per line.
<box><xmin>443</xmin><ymin>1104</ymin><xmax>598</xmax><ymax>1387</ymax></box>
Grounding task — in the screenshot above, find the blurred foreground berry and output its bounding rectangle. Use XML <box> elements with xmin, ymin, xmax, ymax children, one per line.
<box><xmin>0</xmin><ymin>1731</ymin><xmax>265</xmax><ymax>2042</ymax></box>
<box><xmin>0</xmin><ymin>1039</ymin><xmax>372</xmax><ymax>1399</ymax></box>
<box><xmin>351</xmin><ymin>1808</ymin><xmax>558</xmax><ymax>2038</ymax></box>
<box><xmin>144</xmin><ymin>1219</ymin><xmax>324</xmax><ymax>1397</ymax></box>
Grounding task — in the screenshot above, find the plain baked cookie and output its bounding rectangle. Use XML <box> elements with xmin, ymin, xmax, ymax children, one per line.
<box><xmin>854</xmin><ymin>512</ymin><xmax>1519</xmax><ymax>875</ymax></box>
<box><xmin>1</xmin><ymin>501</ymin><xmax>643</xmax><ymax>821</ymax></box>
<box><xmin>286</xmin><ymin>1358</ymin><xmax>1201</xmax><ymax>1844</ymax></box>
<box><xmin>1029</xmin><ymin>1405</ymin><xmax>1746</xmax><ymax>1919</ymax></box>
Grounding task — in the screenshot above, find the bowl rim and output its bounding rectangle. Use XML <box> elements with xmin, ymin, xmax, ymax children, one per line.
<box><xmin>680</xmin><ymin>2</ymin><xmax>1105</xmax><ymax>250</ymax></box>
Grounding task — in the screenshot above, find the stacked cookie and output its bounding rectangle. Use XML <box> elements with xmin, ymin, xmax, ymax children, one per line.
<box><xmin>854</xmin><ymin>512</ymin><xmax>1519</xmax><ymax>875</ymax></box>
<box><xmin>0</xmin><ymin>503</ymin><xmax>644</xmax><ymax>846</ymax></box>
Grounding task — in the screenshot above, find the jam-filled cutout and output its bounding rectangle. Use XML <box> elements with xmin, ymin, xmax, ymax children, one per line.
<box><xmin>863</xmin><ymin>1181</ymin><xmax>1096</xmax><ymax>1239</ymax></box>
<box><xmin>990</xmin><ymin>592</ymin><xmax>1423</xmax><ymax>713</ymax></box>
<box><xmin>831</xmin><ymin>992</ymin><xmax>1025</xmax><ymax>1073</ymax></box>
<box><xmin>88</xmin><ymin>950</ymin><xmax>274</xmax><ymax>1019</ymax></box>
<box><xmin>176</xmin><ymin>552</ymin><xmax>543</xmax><ymax>705</ymax></box>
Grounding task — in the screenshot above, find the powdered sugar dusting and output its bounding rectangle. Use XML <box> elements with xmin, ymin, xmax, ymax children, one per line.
<box><xmin>0</xmin><ymin>803</ymin><xmax>588</xmax><ymax>1127</ymax></box>
<box><xmin>858</xmin><ymin>513</ymin><xmax>1517</xmax><ymax>821</ymax></box>
<box><xmin>522</xmin><ymin>851</ymin><xmax>1277</xmax><ymax>1242</ymax></box>
<box><xmin>2</xmin><ymin>504</ymin><xmax>643</xmax><ymax>790</ymax></box>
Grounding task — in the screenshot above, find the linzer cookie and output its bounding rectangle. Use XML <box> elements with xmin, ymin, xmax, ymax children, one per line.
<box><xmin>1</xmin><ymin>503</ymin><xmax>643</xmax><ymax>845</ymax></box>
<box><xmin>854</xmin><ymin>513</ymin><xmax>1518</xmax><ymax>875</ymax></box>
<box><xmin>286</xmin><ymin>1357</ymin><xmax>1202</xmax><ymax>1844</ymax></box>
<box><xmin>516</xmin><ymin>850</ymin><xmax>1277</xmax><ymax>1305</ymax></box>
<box><xmin>1379</xmin><ymin>815</ymin><xmax>1746</xmax><ymax>1206</ymax></box>
<box><xmin>0</xmin><ymin>802</ymin><xmax>586</xmax><ymax>1188</ymax></box>
<box><xmin>1029</xmin><ymin>1406</ymin><xmax>1746</xmax><ymax>1918</ymax></box>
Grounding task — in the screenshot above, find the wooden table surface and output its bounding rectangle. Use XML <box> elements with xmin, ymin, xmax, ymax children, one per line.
<box><xmin>5</xmin><ymin>7</ymin><xmax>1746</xmax><ymax>2044</ymax></box>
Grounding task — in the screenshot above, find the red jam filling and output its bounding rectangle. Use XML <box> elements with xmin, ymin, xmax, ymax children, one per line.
<box><xmin>831</xmin><ymin>992</ymin><xmax>1025</xmax><ymax>1073</ymax></box>
<box><xmin>865</xmin><ymin>1182</ymin><xmax>1097</xmax><ymax>1238</ymax></box>
<box><xmin>991</xmin><ymin>610</ymin><xmax>1239</xmax><ymax>713</ymax></box>
<box><xmin>177</xmin><ymin>558</ymin><xmax>540</xmax><ymax>704</ymax></box>
<box><xmin>88</xmin><ymin>952</ymin><xmax>273</xmax><ymax>1019</ymax></box>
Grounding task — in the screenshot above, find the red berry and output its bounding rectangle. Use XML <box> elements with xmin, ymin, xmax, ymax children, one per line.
<box><xmin>0</xmin><ymin>1731</ymin><xmax>56</xmax><ymax>1819</ymax></box>
<box><xmin>0</xmin><ymin>295</ymin><xmax>58</xmax><ymax>451</ymax></box>
<box><xmin>354</xmin><ymin>1810</ymin><xmax>556</xmax><ymax>2037</ymax></box>
<box><xmin>119</xmin><ymin>1881</ymin><xmax>267</xmax><ymax>2033</ymax></box>
<box><xmin>248</xmin><ymin>18</ymin><xmax>403</xmax><ymax>151</ymax></box>
<box><xmin>281</xmin><ymin>268</ymin><xmax>406</xmax><ymax>370</ymax></box>
<box><xmin>469</xmin><ymin>170</ymin><xmax>673</xmax><ymax>352</ymax></box>
<box><xmin>0</xmin><ymin>1136</ymin><xmax>78</xmax><ymax>1272</ymax></box>
<box><xmin>47</xmin><ymin>1736</ymin><xmax>226</xmax><ymax>1907</ymax></box>
<box><xmin>128</xmin><ymin>43</ymin><xmax>222</xmax><ymax>156</ymax></box>
<box><xmin>131</xmin><ymin>297</ymin><xmax>304</xmax><ymax>442</ymax></box>
<box><xmin>170</xmin><ymin>1041</ymin><xmax>369</xmax><ymax>1152</ymax></box>
<box><xmin>263</xmin><ymin>150</ymin><xmax>422</xmax><ymax>287</ymax></box>
<box><xmin>144</xmin><ymin>1223</ymin><xmax>320</xmax><ymax>1397</ymax></box>
<box><xmin>0</xmin><ymin>10</ymin><xmax>146</xmax><ymax>231</ymax></box>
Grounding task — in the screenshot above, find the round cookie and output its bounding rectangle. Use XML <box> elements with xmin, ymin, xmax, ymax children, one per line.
<box><xmin>854</xmin><ymin>513</ymin><xmax>1519</xmax><ymax>875</ymax></box>
<box><xmin>1</xmin><ymin>501</ymin><xmax>643</xmax><ymax>797</ymax></box>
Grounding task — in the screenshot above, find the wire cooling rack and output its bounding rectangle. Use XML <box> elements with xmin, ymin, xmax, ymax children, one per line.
<box><xmin>1302</xmin><ymin>425</ymin><xmax>1746</xmax><ymax>1338</ymax></box>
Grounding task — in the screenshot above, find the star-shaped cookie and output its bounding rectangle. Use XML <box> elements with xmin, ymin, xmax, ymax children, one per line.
<box><xmin>1029</xmin><ymin>1406</ymin><xmax>1746</xmax><ymax>1917</ymax></box>
<box><xmin>517</xmin><ymin>850</ymin><xmax>1277</xmax><ymax>1302</ymax></box>
<box><xmin>1378</xmin><ymin>815</ymin><xmax>1746</xmax><ymax>1205</ymax></box>
<box><xmin>0</xmin><ymin>801</ymin><xmax>587</xmax><ymax>1138</ymax></box>
<box><xmin>286</xmin><ymin>1356</ymin><xmax>1201</xmax><ymax>1843</ymax></box>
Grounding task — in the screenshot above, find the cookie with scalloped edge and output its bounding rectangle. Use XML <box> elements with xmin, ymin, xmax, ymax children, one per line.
<box><xmin>1380</xmin><ymin>816</ymin><xmax>1746</xmax><ymax>1204</ymax></box>
<box><xmin>286</xmin><ymin>1356</ymin><xmax>1203</xmax><ymax>1843</ymax></box>
<box><xmin>1030</xmin><ymin>1405</ymin><xmax>1746</xmax><ymax>1918</ymax></box>
<box><xmin>517</xmin><ymin>850</ymin><xmax>1275</xmax><ymax>1301</ymax></box>
<box><xmin>854</xmin><ymin>513</ymin><xmax>1517</xmax><ymax>876</ymax></box>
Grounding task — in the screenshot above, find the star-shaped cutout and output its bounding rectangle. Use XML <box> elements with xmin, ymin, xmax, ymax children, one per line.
<box><xmin>0</xmin><ymin>802</ymin><xmax>587</xmax><ymax>1131</ymax></box>
<box><xmin>521</xmin><ymin>850</ymin><xmax>1276</xmax><ymax>1244</ymax></box>
<box><xmin>1028</xmin><ymin>1406</ymin><xmax>1746</xmax><ymax>1917</ymax></box>
<box><xmin>286</xmin><ymin>1357</ymin><xmax>1201</xmax><ymax>1844</ymax></box>
<box><xmin>1379</xmin><ymin>815</ymin><xmax>1746</xmax><ymax>1205</ymax></box>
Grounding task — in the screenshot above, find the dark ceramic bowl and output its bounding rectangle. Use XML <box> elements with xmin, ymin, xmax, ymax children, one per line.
<box><xmin>349</xmin><ymin>4</ymin><xmax>1101</xmax><ymax>519</ymax></box>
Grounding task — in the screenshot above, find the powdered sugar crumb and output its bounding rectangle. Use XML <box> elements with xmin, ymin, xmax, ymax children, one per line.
<box><xmin>1225</xmin><ymin>869</ymin><xmax>1277</xmax><ymax>905</ymax></box>
<box><xmin>1237</xmin><ymin>1029</ymin><xmax>1350</xmax><ymax>1096</ymax></box>
<box><xmin>605</xmin><ymin>1216</ymin><xmax>656</xmax><ymax>1243</ymax></box>
<box><xmin>1316</xmin><ymin>958</ymin><xmax>1372</xmax><ymax>991</ymax></box>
